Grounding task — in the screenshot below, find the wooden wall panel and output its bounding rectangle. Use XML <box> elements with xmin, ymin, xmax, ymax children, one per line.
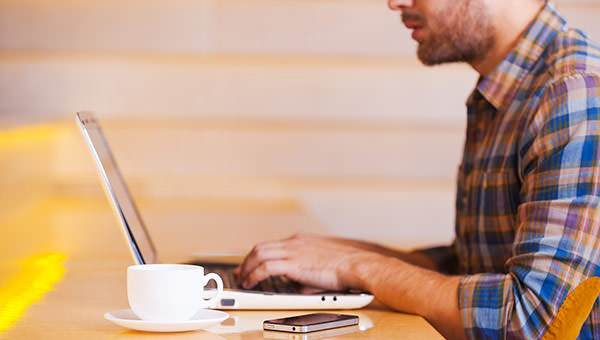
<box><xmin>0</xmin><ymin>0</ymin><xmax>215</xmax><ymax>52</ymax></box>
<box><xmin>0</xmin><ymin>56</ymin><xmax>476</xmax><ymax>124</ymax></box>
<box><xmin>0</xmin><ymin>0</ymin><xmax>597</xmax><ymax>56</ymax></box>
<box><xmin>139</xmin><ymin>190</ymin><xmax>456</xmax><ymax>258</ymax></box>
<box><xmin>213</xmin><ymin>0</ymin><xmax>412</xmax><ymax>56</ymax></box>
<box><xmin>50</xmin><ymin>121</ymin><xmax>464</xmax><ymax>183</ymax></box>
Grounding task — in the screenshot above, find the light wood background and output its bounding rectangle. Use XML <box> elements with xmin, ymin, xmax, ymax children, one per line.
<box><xmin>1</xmin><ymin>0</ymin><xmax>599</xmax><ymax>261</ymax></box>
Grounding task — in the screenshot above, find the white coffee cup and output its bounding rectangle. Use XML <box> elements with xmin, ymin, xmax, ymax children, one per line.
<box><xmin>127</xmin><ymin>264</ymin><xmax>224</xmax><ymax>322</ymax></box>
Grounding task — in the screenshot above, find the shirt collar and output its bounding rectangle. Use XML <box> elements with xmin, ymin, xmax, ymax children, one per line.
<box><xmin>476</xmin><ymin>1</ymin><xmax>567</xmax><ymax>112</ymax></box>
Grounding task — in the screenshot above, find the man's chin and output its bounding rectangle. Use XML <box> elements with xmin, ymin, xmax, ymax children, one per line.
<box><xmin>417</xmin><ymin>56</ymin><xmax>440</xmax><ymax>66</ymax></box>
<box><xmin>417</xmin><ymin>47</ymin><xmax>445</xmax><ymax>66</ymax></box>
<box><xmin>417</xmin><ymin>45</ymin><xmax>468</xmax><ymax>66</ymax></box>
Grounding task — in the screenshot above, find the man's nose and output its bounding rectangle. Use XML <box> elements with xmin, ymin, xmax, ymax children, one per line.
<box><xmin>388</xmin><ymin>0</ymin><xmax>414</xmax><ymax>10</ymax></box>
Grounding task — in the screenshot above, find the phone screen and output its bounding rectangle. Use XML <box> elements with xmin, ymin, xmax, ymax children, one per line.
<box><xmin>266</xmin><ymin>313</ymin><xmax>356</xmax><ymax>326</ymax></box>
<box><xmin>264</xmin><ymin>313</ymin><xmax>359</xmax><ymax>333</ymax></box>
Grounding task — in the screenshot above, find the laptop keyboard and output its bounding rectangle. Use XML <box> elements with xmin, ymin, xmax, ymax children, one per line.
<box><xmin>190</xmin><ymin>262</ymin><xmax>302</xmax><ymax>294</ymax></box>
<box><xmin>254</xmin><ymin>275</ymin><xmax>302</xmax><ymax>294</ymax></box>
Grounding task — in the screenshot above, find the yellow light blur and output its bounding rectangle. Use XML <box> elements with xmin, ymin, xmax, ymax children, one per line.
<box><xmin>0</xmin><ymin>253</ymin><xmax>67</xmax><ymax>333</ymax></box>
<box><xmin>0</xmin><ymin>124</ymin><xmax>60</xmax><ymax>150</ymax></box>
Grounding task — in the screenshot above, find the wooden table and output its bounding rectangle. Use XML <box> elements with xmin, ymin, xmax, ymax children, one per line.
<box><xmin>0</xmin><ymin>194</ymin><xmax>444</xmax><ymax>340</ymax></box>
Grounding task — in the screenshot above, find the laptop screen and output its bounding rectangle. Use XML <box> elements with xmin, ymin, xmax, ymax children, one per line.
<box><xmin>76</xmin><ymin>112</ymin><xmax>158</xmax><ymax>265</ymax></box>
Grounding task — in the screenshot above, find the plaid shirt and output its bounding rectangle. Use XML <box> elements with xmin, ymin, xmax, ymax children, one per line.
<box><xmin>419</xmin><ymin>2</ymin><xmax>600</xmax><ymax>339</ymax></box>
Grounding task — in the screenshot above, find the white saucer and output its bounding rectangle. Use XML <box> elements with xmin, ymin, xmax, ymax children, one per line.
<box><xmin>104</xmin><ymin>309</ymin><xmax>229</xmax><ymax>332</ymax></box>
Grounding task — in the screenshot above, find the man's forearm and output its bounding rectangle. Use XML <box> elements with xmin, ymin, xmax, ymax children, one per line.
<box><xmin>331</xmin><ymin>237</ymin><xmax>439</xmax><ymax>270</ymax></box>
<box><xmin>348</xmin><ymin>254</ymin><xmax>466</xmax><ymax>340</ymax></box>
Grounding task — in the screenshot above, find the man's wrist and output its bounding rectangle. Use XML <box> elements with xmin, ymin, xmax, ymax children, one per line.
<box><xmin>339</xmin><ymin>250</ymin><xmax>389</xmax><ymax>292</ymax></box>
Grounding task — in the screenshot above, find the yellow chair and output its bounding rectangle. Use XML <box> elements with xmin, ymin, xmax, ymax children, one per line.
<box><xmin>541</xmin><ymin>277</ymin><xmax>600</xmax><ymax>340</ymax></box>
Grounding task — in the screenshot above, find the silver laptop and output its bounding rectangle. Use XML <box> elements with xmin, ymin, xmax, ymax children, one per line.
<box><xmin>76</xmin><ymin>112</ymin><xmax>373</xmax><ymax>310</ymax></box>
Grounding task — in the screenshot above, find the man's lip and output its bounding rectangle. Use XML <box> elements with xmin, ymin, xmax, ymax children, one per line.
<box><xmin>403</xmin><ymin>21</ymin><xmax>424</xmax><ymax>41</ymax></box>
<box><xmin>411</xmin><ymin>28</ymin><xmax>422</xmax><ymax>41</ymax></box>
<box><xmin>403</xmin><ymin>21</ymin><xmax>423</xmax><ymax>30</ymax></box>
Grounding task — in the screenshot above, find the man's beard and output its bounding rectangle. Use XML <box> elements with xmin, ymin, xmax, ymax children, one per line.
<box><xmin>405</xmin><ymin>0</ymin><xmax>495</xmax><ymax>66</ymax></box>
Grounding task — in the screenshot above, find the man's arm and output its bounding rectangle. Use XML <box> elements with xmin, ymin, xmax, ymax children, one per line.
<box><xmin>317</xmin><ymin>235</ymin><xmax>454</xmax><ymax>271</ymax></box>
<box><xmin>351</xmin><ymin>253</ymin><xmax>466</xmax><ymax>340</ymax></box>
<box><xmin>235</xmin><ymin>233</ymin><xmax>467</xmax><ymax>340</ymax></box>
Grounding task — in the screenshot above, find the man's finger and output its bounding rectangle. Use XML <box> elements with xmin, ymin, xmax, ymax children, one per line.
<box><xmin>238</xmin><ymin>246</ymin><xmax>289</xmax><ymax>285</ymax></box>
<box><xmin>242</xmin><ymin>260</ymin><xmax>296</xmax><ymax>289</ymax></box>
<box><xmin>238</xmin><ymin>241</ymin><xmax>282</xmax><ymax>277</ymax></box>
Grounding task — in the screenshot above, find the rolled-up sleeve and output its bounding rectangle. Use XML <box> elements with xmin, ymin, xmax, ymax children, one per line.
<box><xmin>459</xmin><ymin>74</ymin><xmax>600</xmax><ymax>339</ymax></box>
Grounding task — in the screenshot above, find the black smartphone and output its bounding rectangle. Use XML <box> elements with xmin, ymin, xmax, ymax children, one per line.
<box><xmin>263</xmin><ymin>313</ymin><xmax>359</xmax><ymax>333</ymax></box>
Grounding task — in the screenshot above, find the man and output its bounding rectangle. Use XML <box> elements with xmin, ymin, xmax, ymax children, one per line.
<box><xmin>235</xmin><ymin>0</ymin><xmax>600</xmax><ymax>339</ymax></box>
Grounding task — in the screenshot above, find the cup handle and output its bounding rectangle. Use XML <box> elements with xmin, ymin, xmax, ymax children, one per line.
<box><xmin>199</xmin><ymin>273</ymin><xmax>224</xmax><ymax>309</ymax></box>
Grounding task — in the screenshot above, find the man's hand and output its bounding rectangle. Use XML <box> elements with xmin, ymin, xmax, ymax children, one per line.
<box><xmin>234</xmin><ymin>233</ymin><xmax>466</xmax><ymax>340</ymax></box>
<box><xmin>234</xmin><ymin>233</ymin><xmax>374</xmax><ymax>291</ymax></box>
